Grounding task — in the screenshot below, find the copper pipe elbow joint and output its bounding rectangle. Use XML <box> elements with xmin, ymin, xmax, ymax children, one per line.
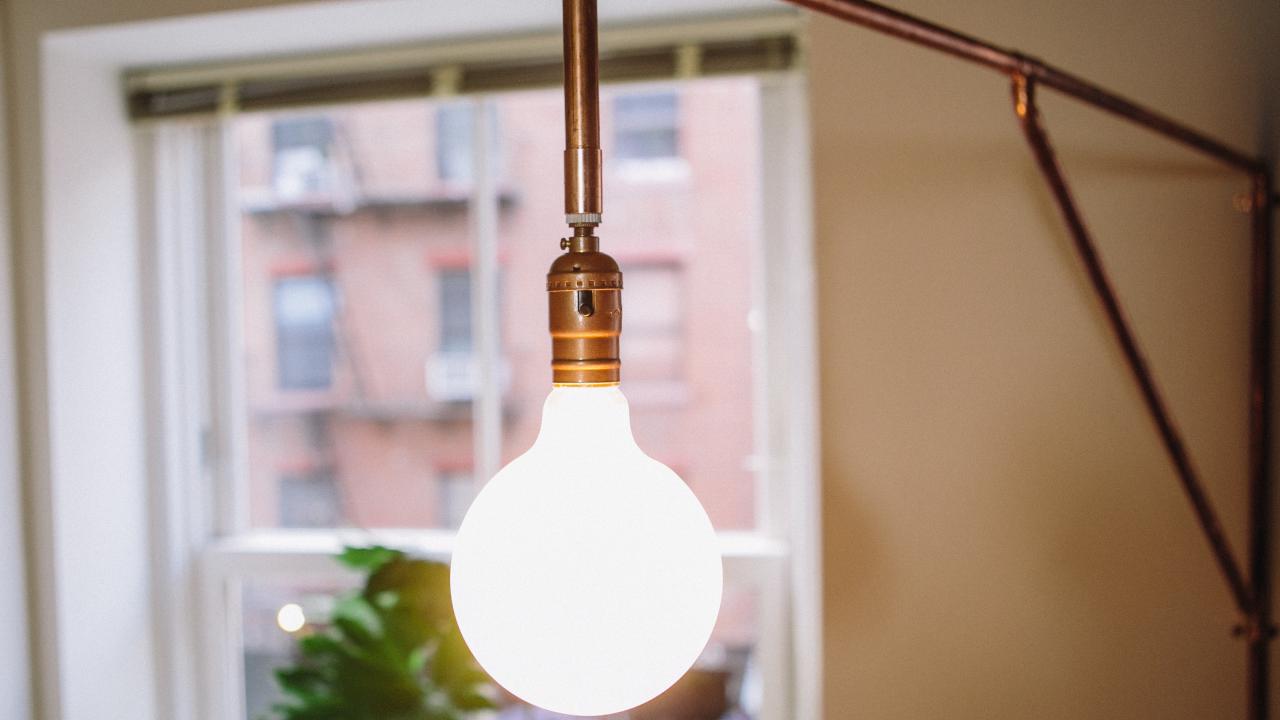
<box><xmin>548</xmin><ymin>235</ymin><xmax>621</xmax><ymax>385</ymax></box>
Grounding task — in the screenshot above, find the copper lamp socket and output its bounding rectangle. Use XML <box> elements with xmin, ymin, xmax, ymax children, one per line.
<box><xmin>548</xmin><ymin>235</ymin><xmax>622</xmax><ymax>385</ymax></box>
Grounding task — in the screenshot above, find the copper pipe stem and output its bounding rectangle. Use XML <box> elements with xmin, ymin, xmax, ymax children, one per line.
<box><xmin>1012</xmin><ymin>74</ymin><xmax>1255</xmax><ymax>617</ymax></box>
<box><xmin>550</xmin><ymin>0</ymin><xmax>619</xmax><ymax>385</ymax></box>
<box><xmin>562</xmin><ymin>0</ymin><xmax>603</xmax><ymax>227</ymax></box>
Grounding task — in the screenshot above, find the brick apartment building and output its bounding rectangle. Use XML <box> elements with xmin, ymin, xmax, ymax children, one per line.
<box><xmin>234</xmin><ymin>77</ymin><xmax>766</xmax><ymax>719</ymax></box>
<box><xmin>236</xmin><ymin>79</ymin><xmax>760</xmax><ymax>534</ymax></box>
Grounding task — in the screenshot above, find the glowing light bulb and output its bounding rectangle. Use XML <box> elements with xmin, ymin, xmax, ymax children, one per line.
<box><xmin>276</xmin><ymin>603</ymin><xmax>306</xmax><ymax>633</ymax></box>
<box><xmin>451</xmin><ymin>385</ymin><xmax>723</xmax><ymax>717</ymax></box>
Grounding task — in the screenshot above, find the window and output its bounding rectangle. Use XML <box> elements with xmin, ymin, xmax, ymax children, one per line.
<box><xmin>271</xmin><ymin>116</ymin><xmax>335</xmax><ymax>198</ymax></box>
<box><xmin>272</xmin><ymin>275</ymin><xmax>337</xmax><ymax>390</ymax></box>
<box><xmin>438</xmin><ymin>268</ymin><xmax>473</xmax><ymax>353</ymax></box>
<box><xmin>424</xmin><ymin>267</ymin><xmax>507</xmax><ymax>402</ymax></box>
<box><xmin>436</xmin><ymin>103</ymin><xmax>502</xmax><ymax>184</ymax></box>
<box><xmin>436</xmin><ymin>105</ymin><xmax>474</xmax><ymax>183</ymax></box>
<box><xmin>144</xmin><ymin>73</ymin><xmax>816</xmax><ymax>720</ymax></box>
<box><xmin>277</xmin><ymin>468</ymin><xmax>341</xmax><ymax>528</ymax></box>
<box><xmin>621</xmin><ymin>263</ymin><xmax>684</xmax><ymax>387</ymax></box>
<box><xmin>437</xmin><ymin>469</ymin><xmax>475</xmax><ymax>529</ymax></box>
<box><xmin>613</xmin><ymin>91</ymin><xmax>679</xmax><ymax>160</ymax></box>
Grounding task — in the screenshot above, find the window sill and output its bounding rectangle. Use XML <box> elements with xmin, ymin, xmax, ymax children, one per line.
<box><xmin>250</xmin><ymin>399</ymin><xmax>494</xmax><ymax>423</ymax></box>
<box><xmin>240</xmin><ymin>186</ymin><xmax>519</xmax><ymax>215</ymax></box>
<box><xmin>204</xmin><ymin>527</ymin><xmax>788</xmax><ymax>580</ymax></box>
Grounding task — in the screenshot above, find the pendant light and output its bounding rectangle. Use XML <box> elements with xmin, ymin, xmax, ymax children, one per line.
<box><xmin>448</xmin><ymin>0</ymin><xmax>724</xmax><ymax>715</ymax></box>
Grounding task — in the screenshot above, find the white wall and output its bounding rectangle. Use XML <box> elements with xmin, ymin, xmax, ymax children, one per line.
<box><xmin>0</xmin><ymin>10</ymin><xmax>34</xmax><ymax>720</ymax></box>
<box><xmin>41</xmin><ymin>45</ymin><xmax>156</xmax><ymax>720</ymax></box>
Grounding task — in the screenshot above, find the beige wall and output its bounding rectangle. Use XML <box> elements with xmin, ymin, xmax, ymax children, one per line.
<box><xmin>812</xmin><ymin>0</ymin><xmax>1278</xmax><ymax>717</ymax></box>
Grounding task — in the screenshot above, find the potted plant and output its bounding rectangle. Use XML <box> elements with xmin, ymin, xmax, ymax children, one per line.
<box><xmin>267</xmin><ymin>546</ymin><xmax>496</xmax><ymax>720</ymax></box>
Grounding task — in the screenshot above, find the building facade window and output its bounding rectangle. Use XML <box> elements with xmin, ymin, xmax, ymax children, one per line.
<box><xmin>613</xmin><ymin>91</ymin><xmax>679</xmax><ymax>161</ymax></box>
<box><xmin>273</xmin><ymin>275</ymin><xmax>337</xmax><ymax>390</ymax></box>
<box><xmin>438</xmin><ymin>268</ymin><xmax>473</xmax><ymax>353</ymax></box>
<box><xmin>271</xmin><ymin>116</ymin><xmax>335</xmax><ymax>198</ymax></box>
<box><xmin>436</xmin><ymin>105</ymin><xmax>474</xmax><ymax>184</ymax></box>
<box><xmin>437</xmin><ymin>469</ymin><xmax>475</xmax><ymax>529</ymax></box>
<box><xmin>620</xmin><ymin>262</ymin><xmax>684</xmax><ymax>385</ymax></box>
<box><xmin>435</xmin><ymin>104</ymin><xmax>501</xmax><ymax>184</ymax></box>
<box><xmin>277</xmin><ymin>468</ymin><xmax>341</xmax><ymax>528</ymax></box>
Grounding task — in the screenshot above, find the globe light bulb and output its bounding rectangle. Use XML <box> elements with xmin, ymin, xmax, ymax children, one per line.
<box><xmin>451</xmin><ymin>385</ymin><xmax>723</xmax><ymax>717</ymax></box>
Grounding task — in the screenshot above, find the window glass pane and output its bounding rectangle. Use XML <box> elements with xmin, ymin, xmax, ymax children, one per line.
<box><xmin>623</xmin><ymin>264</ymin><xmax>684</xmax><ymax>384</ymax></box>
<box><xmin>277</xmin><ymin>469</ymin><xmax>341</xmax><ymax>527</ymax></box>
<box><xmin>236</xmin><ymin>79</ymin><xmax>760</xmax><ymax>532</ymax></box>
<box><xmin>273</xmin><ymin>275</ymin><xmax>336</xmax><ymax>390</ymax></box>
<box><xmin>271</xmin><ymin>116</ymin><xmax>335</xmax><ymax>199</ymax></box>
<box><xmin>237</xmin><ymin>100</ymin><xmax>484</xmax><ymax>529</ymax></box>
<box><xmin>438</xmin><ymin>268</ymin><xmax>473</xmax><ymax>352</ymax></box>
<box><xmin>435</xmin><ymin>103</ymin><xmax>503</xmax><ymax>185</ymax></box>
<box><xmin>241</xmin><ymin>576</ymin><xmax>760</xmax><ymax>720</ymax></box>
<box><xmin>436</xmin><ymin>104</ymin><xmax>474</xmax><ymax>183</ymax></box>
<box><xmin>497</xmin><ymin>79</ymin><xmax>761</xmax><ymax>530</ymax></box>
<box><xmin>614</xmin><ymin>92</ymin><xmax>679</xmax><ymax>160</ymax></box>
<box><xmin>241</xmin><ymin>578</ymin><xmax>357</xmax><ymax>720</ymax></box>
<box><xmin>438</xmin><ymin>470</ymin><xmax>475</xmax><ymax>529</ymax></box>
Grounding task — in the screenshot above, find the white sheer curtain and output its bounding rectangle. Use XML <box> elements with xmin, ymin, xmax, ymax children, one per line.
<box><xmin>136</xmin><ymin>117</ymin><xmax>238</xmax><ymax>720</ymax></box>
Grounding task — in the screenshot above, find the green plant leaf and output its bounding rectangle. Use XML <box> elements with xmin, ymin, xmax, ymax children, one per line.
<box><xmin>338</xmin><ymin>545</ymin><xmax>402</xmax><ymax>572</ymax></box>
<box><xmin>275</xmin><ymin>667</ymin><xmax>329</xmax><ymax>698</ymax></box>
<box><xmin>266</xmin><ymin>546</ymin><xmax>494</xmax><ymax>720</ymax></box>
<box><xmin>298</xmin><ymin>633</ymin><xmax>343</xmax><ymax>658</ymax></box>
<box><xmin>450</xmin><ymin>689</ymin><xmax>497</xmax><ymax>712</ymax></box>
<box><xmin>331</xmin><ymin>596</ymin><xmax>383</xmax><ymax>642</ymax></box>
<box><xmin>407</xmin><ymin>645</ymin><xmax>431</xmax><ymax>675</ymax></box>
<box><xmin>373</xmin><ymin>589</ymin><xmax>400</xmax><ymax>610</ymax></box>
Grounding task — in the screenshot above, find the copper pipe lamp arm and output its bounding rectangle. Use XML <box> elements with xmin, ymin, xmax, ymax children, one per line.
<box><xmin>779</xmin><ymin>0</ymin><xmax>1274</xmax><ymax>717</ymax></box>
<box><xmin>550</xmin><ymin>0</ymin><xmax>620</xmax><ymax>386</ymax></box>
<box><xmin>562</xmin><ymin>0</ymin><xmax>603</xmax><ymax>229</ymax></box>
<box><xmin>1011</xmin><ymin>74</ymin><xmax>1255</xmax><ymax>618</ymax></box>
<box><xmin>783</xmin><ymin>0</ymin><xmax>1262</xmax><ymax>174</ymax></box>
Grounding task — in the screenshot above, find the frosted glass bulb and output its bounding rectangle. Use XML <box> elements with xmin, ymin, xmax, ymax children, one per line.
<box><xmin>451</xmin><ymin>385</ymin><xmax>723</xmax><ymax>717</ymax></box>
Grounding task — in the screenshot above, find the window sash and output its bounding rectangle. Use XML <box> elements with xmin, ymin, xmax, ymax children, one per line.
<box><xmin>152</xmin><ymin>72</ymin><xmax>818</xmax><ymax>720</ymax></box>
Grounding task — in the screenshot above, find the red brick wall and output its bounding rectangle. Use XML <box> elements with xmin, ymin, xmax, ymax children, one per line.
<box><xmin>238</xmin><ymin>79</ymin><xmax>760</xmax><ymax>531</ymax></box>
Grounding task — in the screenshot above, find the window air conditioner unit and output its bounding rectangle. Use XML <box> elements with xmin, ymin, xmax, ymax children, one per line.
<box><xmin>425</xmin><ymin>351</ymin><xmax>510</xmax><ymax>402</ymax></box>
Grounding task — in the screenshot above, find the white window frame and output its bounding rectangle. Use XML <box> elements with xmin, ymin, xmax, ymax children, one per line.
<box><xmin>27</xmin><ymin>8</ymin><xmax>816</xmax><ymax>720</ymax></box>
<box><xmin>0</xmin><ymin>21</ymin><xmax>32</xmax><ymax>715</ymax></box>
<box><xmin>147</xmin><ymin>74</ymin><xmax>818</xmax><ymax>720</ymax></box>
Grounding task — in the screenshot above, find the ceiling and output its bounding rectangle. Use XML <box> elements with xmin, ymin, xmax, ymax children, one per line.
<box><xmin>51</xmin><ymin>0</ymin><xmax>793</xmax><ymax>69</ymax></box>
